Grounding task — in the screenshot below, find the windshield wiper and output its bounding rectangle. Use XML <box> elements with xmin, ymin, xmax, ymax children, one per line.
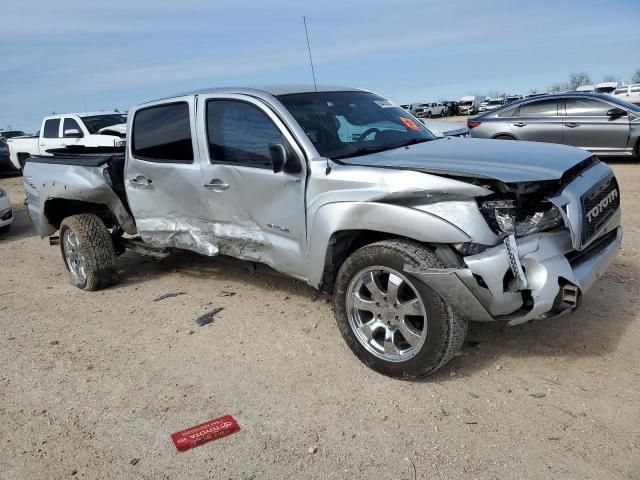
<box><xmin>332</xmin><ymin>138</ymin><xmax>430</xmax><ymax>160</ymax></box>
<box><xmin>332</xmin><ymin>146</ymin><xmax>393</xmax><ymax>160</ymax></box>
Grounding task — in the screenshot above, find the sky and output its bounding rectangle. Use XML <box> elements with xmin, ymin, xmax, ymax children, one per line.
<box><xmin>1</xmin><ymin>0</ymin><xmax>639</xmax><ymax>131</ymax></box>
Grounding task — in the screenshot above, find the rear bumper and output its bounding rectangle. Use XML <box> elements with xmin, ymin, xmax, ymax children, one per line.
<box><xmin>406</xmin><ymin>226</ymin><xmax>622</xmax><ymax>325</ymax></box>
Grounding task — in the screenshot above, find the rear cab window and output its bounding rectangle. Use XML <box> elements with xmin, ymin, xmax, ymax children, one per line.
<box><xmin>132</xmin><ymin>102</ymin><xmax>193</xmax><ymax>163</ymax></box>
<box><xmin>43</xmin><ymin>119</ymin><xmax>61</xmax><ymax>138</ymax></box>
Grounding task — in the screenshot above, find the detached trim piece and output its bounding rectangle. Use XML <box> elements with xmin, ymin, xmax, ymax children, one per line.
<box><xmin>26</xmin><ymin>155</ymin><xmax>117</xmax><ymax>167</ymax></box>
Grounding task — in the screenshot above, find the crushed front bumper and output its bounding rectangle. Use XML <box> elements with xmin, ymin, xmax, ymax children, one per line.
<box><xmin>406</xmin><ymin>226</ymin><xmax>622</xmax><ymax>325</ymax></box>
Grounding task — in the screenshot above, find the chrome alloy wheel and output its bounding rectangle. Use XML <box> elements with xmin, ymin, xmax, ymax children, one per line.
<box><xmin>62</xmin><ymin>228</ymin><xmax>87</xmax><ymax>284</ymax></box>
<box><xmin>346</xmin><ymin>266</ymin><xmax>427</xmax><ymax>362</ymax></box>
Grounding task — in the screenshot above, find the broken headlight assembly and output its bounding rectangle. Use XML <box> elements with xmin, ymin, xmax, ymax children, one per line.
<box><xmin>480</xmin><ymin>198</ymin><xmax>564</xmax><ymax>237</ymax></box>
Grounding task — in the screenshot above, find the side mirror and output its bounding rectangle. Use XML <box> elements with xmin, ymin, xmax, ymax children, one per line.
<box><xmin>607</xmin><ymin>108</ymin><xmax>627</xmax><ymax>118</ymax></box>
<box><xmin>63</xmin><ymin>128</ymin><xmax>83</xmax><ymax>138</ymax></box>
<box><xmin>268</xmin><ymin>143</ymin><xmax>301</xmax><ymax>174</ymax></box>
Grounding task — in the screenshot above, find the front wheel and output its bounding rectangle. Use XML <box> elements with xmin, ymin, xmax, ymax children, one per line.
<box><xmin>60</xmin><ymin>214</ymin><xmax>119</xmax><ymax>291</ymax></box>
<box><xmin>334</xmin><ymin>240</ymin><xmax>467</xmax><ymax>379</ymax></box>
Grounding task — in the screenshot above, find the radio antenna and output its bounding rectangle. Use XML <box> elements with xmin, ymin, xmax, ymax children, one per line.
<box><xmin>303</xmin><ymin>16</ymin><xmax>318</xmax><ymax>93</ymax></box>
<box><xmin>302</xmin><ymin>16</ymin><xmax>331</xmax><ymax>174</ymax></box>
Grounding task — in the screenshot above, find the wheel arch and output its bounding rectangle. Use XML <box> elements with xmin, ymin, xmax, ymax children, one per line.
<box><xmin>491</xmin><ymin>133</ymin><xmax>517</xmax><ymax>140</ymax></box>
<box><xmin>307</xmin><ymin>201</ymin><xmax>471</xmax><ymax>291</ymax></box>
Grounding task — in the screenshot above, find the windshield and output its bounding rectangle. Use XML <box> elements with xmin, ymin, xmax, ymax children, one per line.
<box><xmin>487</xmin><ymin>99</ymin><xmax>503</xmax><ymax>105</ymax></box>
<box><xmin>277</xmin><ymin>91</ymin><xmax>435</xmax><ymax>160</ymax></box>
<box><xmin>80</xmin><ymin>114</ymin><xmax>127</xmax><ymax>134</ymax></box>
<box><xmin>459</xmin><ymin>100</ymin><xmax>472</xmax><ymax>106</ymax></box>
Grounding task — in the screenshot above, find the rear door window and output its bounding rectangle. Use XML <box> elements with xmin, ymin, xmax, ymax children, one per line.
<box><xmin>43</xmin><ymin>119</ymin><xmax>61</xmax><ymax>138</ymax></box>
<box><xmin>132</xmin><ymin>102</ymin><xmax>193</xmax><ymax>162</ymax></box>
<box><xmin>565</xmin><ymin>98</ymin><xmax>610</xmax><ymax>117</ymax></box>
<box><xmin>519</xmin><ymin>100</ymin><xmax>559</xmax><ymax>117</ymax></box>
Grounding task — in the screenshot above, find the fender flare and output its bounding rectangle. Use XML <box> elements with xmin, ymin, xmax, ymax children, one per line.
<box><xmin>306</xmin><ymin>201</ymin><xmax>471</xmax><ymax>287</ymax></box>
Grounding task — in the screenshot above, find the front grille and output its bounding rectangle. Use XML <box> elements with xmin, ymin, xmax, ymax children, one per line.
<box><xmin>581</xmin><ymin>176</ymin><xmax>620</xmax><ymax>245</ymax></box>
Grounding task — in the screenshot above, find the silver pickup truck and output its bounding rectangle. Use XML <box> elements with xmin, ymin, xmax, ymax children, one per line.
<box><xmin>23</xmin><ymin>85</ymin><xmax>622</xmax><ymax>378</ymax></box>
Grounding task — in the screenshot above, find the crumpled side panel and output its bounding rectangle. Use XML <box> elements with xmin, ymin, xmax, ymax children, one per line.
<box><xmin>136</xmin><ymin>217</ymin><xmax>269</xmax><ymax>260</ymax></box>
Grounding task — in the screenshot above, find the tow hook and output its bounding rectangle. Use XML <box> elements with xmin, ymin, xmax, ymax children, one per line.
<box><xmin>504</xmin><ymin>234</ymin><xmax>528</xmax><ymax>290</ymax></box>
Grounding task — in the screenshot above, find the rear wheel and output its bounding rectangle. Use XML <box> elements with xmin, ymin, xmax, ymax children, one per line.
<box><xmin>334</xmin><ymin>240</ymin><xmax>467</xmax><ymax>379</ymax></box>
<box><xmin>59</xmin><ymin>214</ymin><xmax>119</xmax><ymax>291</ymax></box>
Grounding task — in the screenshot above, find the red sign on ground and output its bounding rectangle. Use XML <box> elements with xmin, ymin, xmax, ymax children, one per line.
<box><xmin>171</xmin><ymin>415</ymin><xmax>240</xmax><ymax>452</ymax></box>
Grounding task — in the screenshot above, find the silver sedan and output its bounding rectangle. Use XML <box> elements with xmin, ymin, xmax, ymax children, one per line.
<box><xmin>468</xmin><ymin>93</ymin><xmax>640</xmax><ymax>159</ymax></box>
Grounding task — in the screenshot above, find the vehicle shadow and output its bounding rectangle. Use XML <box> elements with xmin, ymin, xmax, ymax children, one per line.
<box><xmin>428</xmin><ymin>258</ymin><xmax>639</xmax><ymax>381</ymax></box>
<box><xmin>113</xmin><ymin>249</ymin><xmax>319</xmax><ymax>298</ymax></box>
<box><xmin>113</xmin><ymin>246</ymin><xmax>638</xmax><ymax>378</ymax></box>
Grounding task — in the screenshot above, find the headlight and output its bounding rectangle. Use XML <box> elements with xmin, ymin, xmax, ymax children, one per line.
<box><xmin>480</xmin><ymin>199</ymin><xmax>564</xmax><ymax>236</ymax></box>
<box><xmin>0</xmin><ymin>187</ymin><xmax>6</xmax><ymax>198</ymax></box>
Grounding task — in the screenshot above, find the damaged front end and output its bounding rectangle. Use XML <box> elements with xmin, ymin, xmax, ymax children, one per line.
<box><xmin>407</xmin><ymin>159</ymin><xmax>622</xmax><ymax>325</ymax></box>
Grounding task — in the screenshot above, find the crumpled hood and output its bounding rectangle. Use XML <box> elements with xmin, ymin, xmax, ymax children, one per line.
<box><xmin>341</xmin><ymin>137</ymin><xmax>593</xmax><ymax>183</ymax></box>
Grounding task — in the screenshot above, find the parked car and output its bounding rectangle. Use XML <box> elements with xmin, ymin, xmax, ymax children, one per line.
<box><xmin>0</xmin><ymin>139</ymin><xmax>19</xmax><ymax>174</ymax></box>
<box><xmin>23</xmin><ymin>85</ymin><xmax>622</xmax><ymax>378</ymax></box>
<box><xmin>468</xmin><ymin>92</ymin><xmax>640</xmax><ymax>158</ymax></box>
<box><xmin>612</xmin><ymin>84</ymin><xmax>640</xmax><ymax>105</ymax></box>
<box><xmin>458</xmin><ymin>95</ymin><xmax>485</xmax><ymax>115</ymax></box>
<box><xmin>414</xmin><ymin>102</ymin><xmax>445</xmax><ymax>118</ymax></box>
<box><xmin>594</xmin><ymin>81</ymin><xmax>620</xmax><ymax>95</ymax></box>
<box><xmin>399</xmin><ymin>103</ymin><xmax>422</xmax><ymax>115</ymax></box>
<box><xmin>441</xmin><ymin>101</ymin><xmax>459</xmax><ymax>116</ymax></box>
<box><xmin>420</xmin><ymin>118</ymin><xmax>468</xmax><ymax>137</ymax></box>
<box><xmin>0</xmin><ymin>186</ymin><xmax>13</xmax><ymax>233</ymax></box>
<box><xmin>483</xmin><ymin>97</ymin><xmax>506</xmax><ymax>111</ymax></box>
<box><xmin>478</xmin><ymin>99</ymin><xmax>489</xmax><ymax>112</ymax></box>
<box><xmin>0</xmin><ymin>130</ymin><xmax>27</xmax><ymax>140</ymax></box>
<box><xmin>505</xmin><ymin>95</ymin><xmax>523</xmax><ymax>104</ymax></box>
<box><xmin>7</xmin><ymin>112</ymin><xmax>127</xmax><ymax>170</ymax></box>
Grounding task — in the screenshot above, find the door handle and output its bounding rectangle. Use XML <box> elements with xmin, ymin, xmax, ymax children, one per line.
<box><xmin>565</xmin><ymin>122</ymin><xmax>580</xmax><ymax>128</ymax></box>
<box><xmin>129</xmin><ymin>175</ymin><xmax>153</xmax><ymax>188</ymax></box>
<box><xmin>204</xmin><ymin>179</ymin><xmax>230</xmax><ymax>191</ymax></box>
<box><xmin>513</xmin><ymin>122</ymin><xmax>527</xmax><ymax>127</ymax></box>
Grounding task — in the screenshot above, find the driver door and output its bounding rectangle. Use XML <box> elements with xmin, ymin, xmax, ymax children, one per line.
<box><xmin>195</xmin><ymin>93</ymin><xmax>308</xmax><ymax>278</ymax></box>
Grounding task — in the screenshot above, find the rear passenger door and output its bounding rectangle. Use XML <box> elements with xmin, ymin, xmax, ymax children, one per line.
<box><xmin>508</xmin><ymin>99</ymin><xmax>562</xmax><ymax>143</ymax></box>
<box><xmin>124</xmin><ymin>97</ymin><xmax>211</xmax><ymax>253</ymax></box>
<box><xmin>40</xmin><ymin>118</ymin><xmax>62</xmax><ymax>154</ymax></box>
<box><xmin>195</xmin><ymin>94</ymin><xmax>308</xmax><ymax>276</ymax></box>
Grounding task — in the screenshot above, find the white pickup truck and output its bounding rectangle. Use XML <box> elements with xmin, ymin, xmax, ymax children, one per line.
<box><xmin>7</xmin><ymin>112</ymin><xmax>127</xmax><ymax>170</ymax></box>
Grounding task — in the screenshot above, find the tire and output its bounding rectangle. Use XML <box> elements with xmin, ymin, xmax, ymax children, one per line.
<box><xmin>494</xmin><ymin>135</ymin><xmax>515</xmax><ymax>140</ymax></box>
<box><xmin>334</xmin><ymin>240</ymin><xmax>467</xmax><ymax>379</ymax></box>
<box><xmin>18</xmin><ymin>153</ymin><xmax>30</xmax><ymax>171</ymax></box>
<box><xmin>427</xmin><ymin>111</ymin><xmax>432</xmax><ymax>118</ymax></box>
<box><xmin>59</xmin><ymin>214</ymin><xmax>119</xmax><ymax>291</ymax></box>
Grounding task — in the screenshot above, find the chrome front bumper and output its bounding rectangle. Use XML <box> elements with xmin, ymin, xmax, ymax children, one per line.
<box><xmin>406</xmin><ymin>226</ymin><xmax>622</xmax><ymax>325</ymax></box>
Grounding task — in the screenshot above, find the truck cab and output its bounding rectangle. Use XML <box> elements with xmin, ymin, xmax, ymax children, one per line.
<box><xmin>8</xmin><ymin>112</ymin><xmax>126</xmax><ymax>170</ymax></box>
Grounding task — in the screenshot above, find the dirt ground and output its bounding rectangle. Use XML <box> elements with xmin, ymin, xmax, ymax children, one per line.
<box><xmin>0</xmin><ymin>162</ymin><xmax>638</xmax><ymax>480</ymax></box>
